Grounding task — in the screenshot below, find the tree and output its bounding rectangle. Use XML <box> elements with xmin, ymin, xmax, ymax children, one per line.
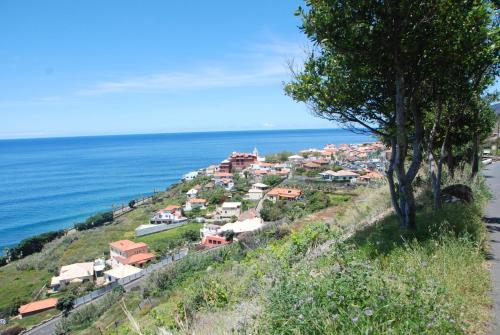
<box><xmin>286</xmin><ymin>0</ymin><xmax>498</xmax><ymax>229</ymax></box>
<box><xmin>56</xmin><ymin>294</ymin><xmax>75</xmax><ymax>316</ymax></box>
<box><xmin>128</xmin><ymin>199</ymin><xmax>136</xmax><ymax>208</ymax></box>
<box><xmin>262</xmin><ymin>174</ymin><xmax>283</xmax><ymax>187</ymax></box>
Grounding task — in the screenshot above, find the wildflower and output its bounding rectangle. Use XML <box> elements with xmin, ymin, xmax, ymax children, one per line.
<box><xmin>332</xmin><ymin>314</ymin><xmax>339</xmax><ymax>320</ymax></box>
<box><xmin>327</xmin><ymin>290</ymin><xmax>334</xmax><ymax>297</ymax></box>
<box><xmin>378</xmin><ymin>295</ymin><xmax>385</xmax><ymax>301</ymax></box>
<box><xmin>364</xmin><ymin>309</ymin><xmax>373</xmax><ymax>316</ymax></box>
<box><xmin>422</xmin><ymin>261</ymin><xmax>428</xmax><ymax>267</ymax></box>
<box><xmin>298</xmin><ymin>314</ymin><xmax>304</xmax><ymax>321</ymax></box>
<box><xmin>352</xmin><ymin>316</ymin><xmax>359</xmax><ymax>323</ymax></box>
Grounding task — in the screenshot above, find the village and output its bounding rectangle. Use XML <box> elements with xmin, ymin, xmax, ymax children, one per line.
<box><xmin>14</xmin><ymin>141</ymin><xmax>387</xmax><ymax>320</ymax></box>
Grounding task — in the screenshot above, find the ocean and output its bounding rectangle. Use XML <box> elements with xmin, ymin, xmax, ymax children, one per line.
<box><xmin>0</xmin><ymin>129</ymin><xmax>373</xmax><ymax>252</ymax></box>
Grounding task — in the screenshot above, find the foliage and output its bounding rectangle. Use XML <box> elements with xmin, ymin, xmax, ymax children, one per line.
<box><xmin>128</xmin><ymin>199</ymin><xmax>136</xmax><ymax>208</ymax></box>
<box><xmin>6</xmin><ymin>230</ymin><xmax>65</xmax><ymax>261</ymax></box>
<box><xmin>181</xmin><ymin>229</ymin><xmax>199</xmax><ymax>242</ymax></box>
<box><xmin>74</xmin><ymin>211</ymin><xmax>113</xmax><ymax>231</ymax></box>
<box><xmin>286</xmin><ymin>0</ymin><xmax>499</xmax><ymax>229</ymax></box>
<box><xmin>260</xmin><ymin>200</ymin><xmax>285</xmax><ymax>222</ymax></box>
<box><xmin>56</xmin><ymin>294</ymin><xmax>75</xmax><ymax>316</ymax></box>
<box><xmin>262</xmin><ymin>174</ymin><xmax>283</xmax><ymax>187</ymax></box>
<box><xmin>265</xmin><ymin>151</ymin><xmax>294</xmax><ymax>163</ymax></box>
<box><xmin>53</xmin><ymin>290</ymin><xmax>124</xmax><ymax>334</ymax></box>
<box><xmin>0</xmin><ymin>326</ymin><xmax>26</xmax><ymax>335</ymax></box>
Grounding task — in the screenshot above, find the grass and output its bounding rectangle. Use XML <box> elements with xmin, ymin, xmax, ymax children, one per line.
<box><xmin>0</xmin><ymin>181</ymin><xmax>195</xmax><ymax>330</ymax></box>
<box><xmin>85</xmin><ymin>173</ymin><xmax>492</xmax><ymax>335</ymax></box>
<box><xmin>135</xmin><ymin>222</ymin><xmax>202</xmax><ymax>255</ymax></box>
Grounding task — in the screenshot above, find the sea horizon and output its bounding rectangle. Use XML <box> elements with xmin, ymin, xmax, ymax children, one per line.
<box><xmin>0</xmin><ymin>127</ymin><xmax>358</xmax><ymax>141</ymax></box>
<box><xmin>0</xmin><ymin>128</ymin><xmax>374</xmax><ymax>252</ymax></box>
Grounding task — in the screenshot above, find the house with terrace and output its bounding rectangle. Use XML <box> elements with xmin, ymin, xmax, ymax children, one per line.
<box><xmin>267</xmin><ymin>187</ymin><xmax>303</xmax><ymax>202</ymax></box>
<box><xmin>215</xmin><ymin>201</ymin><xmax>242</xmax><ymax>220</ymax></box>
<box><xmin>184</xmin><ymin>198</ymin><xmax>207</xmax><ymax>211</ymax></box>
<box><xmin>150</xmin><ymin>205</ymin><xmax>187</xmax><ymax>224</ymax></box>
<box><xmin>108</xmin><ymin>240</ymin><xmax>156</xmax><ymax>268</ymax></box>
<box><xmin>50</xmin><ymin>262</ymin><xmax>95</xmax><ymax>292</ymax></box>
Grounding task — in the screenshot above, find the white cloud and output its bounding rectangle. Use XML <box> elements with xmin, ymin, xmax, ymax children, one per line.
<box><xmin>77</xmin><ymin>39</ymin><xmax>306</xmax><ymax>96</ymax></box>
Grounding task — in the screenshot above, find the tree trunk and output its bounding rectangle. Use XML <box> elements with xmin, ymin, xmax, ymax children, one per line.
<box><xmin>446</xmin><ymin>142</ymin><xmax>454</xmax><ymax>179</ymax></box>
<box><xmin>471</xmin><ymin>133</ymin><xmax>480</xmax><ymax>179</ymax></box>
<box><xmin>386</xmin><ymin>137</ymin><xmax>402</xmax><ymax>220</ymax></box>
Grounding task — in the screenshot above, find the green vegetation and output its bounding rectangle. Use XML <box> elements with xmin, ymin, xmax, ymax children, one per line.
<box><xmin>135</xmin><ymin>222</ymin><xmax>202</xmax><ymax>255</ymax></box>
<box><xmin>81</xmin><ymin>169</ymin><xmax>492</xmax><ymax>335</ymax></box>
<box><xmin>260</xmin><ymin>191</ymin><xmax>351</xmax><ymax>222</ymax></box>
<box><xmin>4</xmin><ymin>230</ymin><xmax>65</xmax><ymax>261</ymax></box>
<box><xmin>286</xmin><ymin>0</ymin><xmax>499</xmax><ymax>229</ymax></box>
<box><xmin>265</xmin><ymin>150</ymin><xmax>294</xmax><ymax>163</ymax></box>
<box><xmin>0</xmin><ymin>179</ymin><xmax>204</xmax><ymax>329</ymax></box>
<box><xmin>74</xmin><ymin>211</ymin><xmax>113</xmax><ymax>231</ymax></box>
<box><xmin>261</xmin><ymin>174</ymin><xmax>284</xmax><ymax>187</ymax></box>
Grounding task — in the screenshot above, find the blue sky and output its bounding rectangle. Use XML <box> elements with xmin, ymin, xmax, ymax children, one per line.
<box><xmin>0</xmin><ymin>1</ymin><xmax>498</xmax><ymax>139</ymax></box>
<box><xmin>0</xmin><ymin>0</ymin><xmax>336</xmax><ymax>139</ymax></box>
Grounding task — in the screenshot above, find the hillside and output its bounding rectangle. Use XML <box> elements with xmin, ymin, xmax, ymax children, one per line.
<box><xmin>54</xmin><ymin>169</ymin><xmax>491</xmax><ymax>335</ymax></box>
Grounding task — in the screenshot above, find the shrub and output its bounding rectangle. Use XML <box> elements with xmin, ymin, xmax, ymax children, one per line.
<box><xmin>128</xmin><ymin>199</ymin><xmax>136</xmax><ymax>208</ymax></box>
<box><xmin>56</xmin><ymin>294</ymin><xmax>75</xmax><ymax>316</ymax></box>
<box><xmin>1</xmin><ymin>326</ymin><xmax>26</xmax><ymax>335</ymax></box>
<box><xmin>6</xmin><ymin>230</ymin><xmax>65</xmax><ymax>261</ymax></box>
<box><xmin>262</xmin><ymin>174</ymin><xmax>283</xmax><ymax>187</ymax></box>
<box><xmin>181</xmin><ymin>230</ymin><xmax>199</xmax><ymax>242</ymax></box>
<box><xmin>74</xmin><ymin>211</ymin><xmax>113</xmax><ymax>231</ymax></box>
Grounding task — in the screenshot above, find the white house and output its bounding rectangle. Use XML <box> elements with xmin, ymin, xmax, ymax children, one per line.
<box><xmin>216</xmin><ymin>202</ymin><xmax>242</xmax><ymax>219</ymax></box>
<box><xmin>220</xmin><ymin>217</ymin><xmax>264</xmax><ymax>234</ymax></box>
<box><xmin>244</xmin><ymin>188</ymin><xmax>265</xmax><ymax>201</ymax></box>
<box><xmin>184</xmin><ymin>198</ymin><xmax>207</xmax><ymax>211</ymax></box>
<box><xmin>288</xmin><ymin>154</ymin><xmax>304</xmax><ymax>163</ymax></box>
<box><xmin>182</xmin><ymin>171</ymin><xmax>199</xmax><ymax>181</ymax></box>
<box><xmin>252</xmin><ymin>182</ymin><xmax>269</xmax><ymax>191</ymax></box>
<box><xmin>150</xmin><ymin>205</ymin><xmax>187</xmax><ymax>224</ymax></box>
<box><xmin>104</xmin><ymin>264</ymin><xmax>142</xmax><ymax>283</ymax></box>
<box><xmin>200</xmin><ymin>223</ymin><xmax>222</xmax><ymax>237</ymax></box>
<box><xmin>186</xmin><ymin>188</ymin><xmax>199</xmax><ymax>198</ymax></box>
<box><xmin>320</xmin><ymin>169</ymin><xmax>360</xmax><ymax>182</ymax></box>
<box><xmin>50</xmin><ymin>262</ymin><xmax>94</xmax><ymax>291</ymax></box>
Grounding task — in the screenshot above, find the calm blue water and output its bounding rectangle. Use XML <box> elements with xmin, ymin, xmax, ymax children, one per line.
<box><xmin>0</xmin><ymin>129</ymin><xmax>372</xmax><ymax>251</ymax></box>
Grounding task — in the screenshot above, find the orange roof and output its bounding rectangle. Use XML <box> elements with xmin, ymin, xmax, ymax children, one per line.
<box><xmin>162</xmin><ymin>205</ymin><xmax>182</xmax><ymax>212</ymax></box>
<box><xmin>189</xmin><ymin>198</ymin><xmax>207</xmax><ymax>203</ymax></box>
<box><xmin>19</xmin><ymin>298</ymin><xmax>58</xmax><ymax>315</ymax></box>
<box><xmin>110</xmin><ymin>240</ymin><xmax>148</xmax><ymax>252</ymax></box>
<box><xmin>335</xmin><ymin>169</ymin><xmax>360</xmax><ymax>177</ymax></box>
<box><xmin>215</xmin><ymin>172</ymin><xmax>233</xmax><ymax>177</ymax></box>
<box><xmin>267</xmin><ymin>188</ymin><xmax>302</xmax><ymax>199</ymax></box>
<box><xmin>361</xmin><ymin>171</ymin><xmax>384</xmax><ymax>179</ymax></box>
<box><xmin>254</xmin><ymin>169</ymin><xmax>269</xmax><ymax>175</ymax></box>
<box><xmin>125</xmin><ymin>252</ymin><xmax>156</xmax><ymax>265</ymax></box>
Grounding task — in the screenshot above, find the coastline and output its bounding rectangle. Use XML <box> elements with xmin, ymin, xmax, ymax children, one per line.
<box><xmin>0</xmin><ymin>129</ymin><xmax>374</xmax><ymax>251</ymax></box>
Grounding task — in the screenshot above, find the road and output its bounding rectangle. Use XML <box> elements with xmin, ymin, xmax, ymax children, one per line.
<box><xmin>484</xmin><ymin>162</ymin><xmax>500</xmax><ymax>335</ymax></box>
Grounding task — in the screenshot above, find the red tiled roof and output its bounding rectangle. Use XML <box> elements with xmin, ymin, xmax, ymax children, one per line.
<box><xmin>125</xmin><ymin>252</ymin><xmax>156</xmax><ymax>265</ymax></box>
<box><xmin>109</xmin><ymin>240</ymin><xmax>148</xmax><ymax>252</ymax></box>
<box><xmin>267</xmin><ymin>188</ymin><xmax>302</xmax><ymax>199</ymax></box>
<box><xmin>19</xmin><ymin>298</ymin><xmax>58</xmax><ymax>315</ymax></box>
<box><xmin>214</xmin><ymin>172</ymin><xmax>233</xmax><ymax>177</ymax></box>
<box><xmin>189</xmin><ymin>198</ymin><xmax>207</xmax><ymax>203</ymax></box>
<box><xmin>162</xmin><ymin>205</ymin><xmax>182</xmax><ymax>212</ymax></box>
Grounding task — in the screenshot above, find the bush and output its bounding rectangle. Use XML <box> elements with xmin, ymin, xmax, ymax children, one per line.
<box><xmin>56</xmin><ymin>294</ymin><xmax>75</xmax><ymax>316</ymax></box>
<box><xmin>262</xmin><ymin>175</ymin><xmax>283</xmax><ymax>187</ymax></box>
<box><xmin>1</xmin><ymin>326</ymin><xmax>26</xmax><ymax>335</ymax></box>
<box><xmin>74</xmin><ymin>211</ymin><xmax>113</xmax><ymax>231</ymax></box>
<box><xmin>6</xmin><ymin>230</ymin><xmax>65</xmax><ymax>261</ymax></box>
<box><xmin>181</xmin><ymin>230</ymin><xmax>199</xmax><ymax>242</ymax></box>
<box><xmin>260</xmin><ymin>200</ymin><xmax>285</xmax><ymax>222</ymax></box>
<box><xmin>128</xmin><ymin>199</ymin><xmax>136</xmax><ymax>208</ymax></box>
